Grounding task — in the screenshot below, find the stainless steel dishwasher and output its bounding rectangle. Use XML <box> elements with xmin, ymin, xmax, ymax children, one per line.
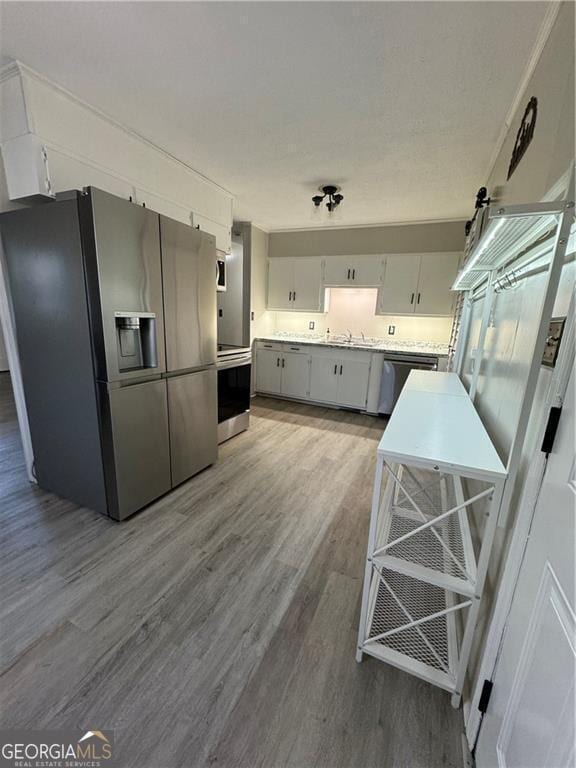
<box><xmin>378</xmin><ymin>353</ymin><xmax>438</xmax><ymax>414</ymax></box>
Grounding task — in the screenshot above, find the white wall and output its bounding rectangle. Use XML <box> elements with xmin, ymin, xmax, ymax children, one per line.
<box><xmin>0</xmin><ymin>62</ymin><xmax>233</xmax><ymax>251</ymax></box>
<box><xmin>272</xmin><ymin>288</ymin><xmax>453</xmax><ymax>343</ymax></box>
<box><xmin>460</xmin><ymin>0</ymin><xmax>575</xmax><ymax>721</ymax></box>
<box><xmin>262</xmin><ymin>219</ymin><xmax>464</xmax><ymax>341</ymax></box>
<box><xmin>0</xmin><ymin>60</ymin><xmax>235</xmax><ymax>479</ymax></box>
<box><xmin>249</xmin><ymin>225</ymin><xmax>275</xmax><ymax>341</ymax></box>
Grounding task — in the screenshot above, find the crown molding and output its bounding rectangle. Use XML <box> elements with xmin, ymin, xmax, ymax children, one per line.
<box><xmin>0</xmin><ymin>60</ymin><xmax>23</xmax><ymax>84</ymax></box>
<box><xmin>267</xmin><ymin>216</ymin><xmax>466</xmax><ymax>234</ymax></box>
<box><xmin>482</xmin><ymin>1</ymin><xmax>561</xmax><ymax>185</ymax></box>
<box><xmin>0</xmin><ymin>58</ymin><xmax>235</xmax><ymax>201</ymax></box>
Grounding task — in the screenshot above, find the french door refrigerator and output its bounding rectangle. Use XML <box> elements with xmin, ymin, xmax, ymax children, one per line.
<box><xmin>0</xmin><ymin>187</ymin><xmax>217</xmax><ymax>520</ymax></box>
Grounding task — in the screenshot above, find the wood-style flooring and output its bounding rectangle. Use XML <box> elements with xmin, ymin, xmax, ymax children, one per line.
<box><xmin>0</xmin><ymin>372</ymin><xmax>464</xmax><ymax>768</ymax></box>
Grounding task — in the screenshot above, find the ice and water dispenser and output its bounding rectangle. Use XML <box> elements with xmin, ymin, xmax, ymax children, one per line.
<box><xmin>114</xmin><ymin>311</ymin><xmax>158</xmax><ymax>373</ymax></box>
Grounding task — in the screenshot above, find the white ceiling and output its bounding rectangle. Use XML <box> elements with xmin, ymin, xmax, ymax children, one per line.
<box><xmin>1</xmin><ymin>2</ymin><xmax>550</xmax><ymax>230</ymax></box>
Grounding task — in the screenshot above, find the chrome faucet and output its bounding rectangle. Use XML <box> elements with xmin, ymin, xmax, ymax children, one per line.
<box><xmin>360</xmin><ymin>331</ymin><xmax>366</xmax><ymax>343</ymax></box>
<box><xmin>346</xmin><ymin>329</ymin><xmax>353</xmax><ymax>343</ymax></box>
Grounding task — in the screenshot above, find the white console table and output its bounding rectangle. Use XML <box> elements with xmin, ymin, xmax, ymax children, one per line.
<box><xmin>356</xmin><ymin>370</ymin><xmax>507</xmax><ymax>707</ymax></box>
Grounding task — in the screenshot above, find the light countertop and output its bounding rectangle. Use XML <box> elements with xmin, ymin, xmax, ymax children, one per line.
<box><xmin>254</xmin><ymin>333</ymin><xmax>449</xmax><ymax>357</ymax></box>
<box><xmin>378</xmin><ymin>370</ymin><xmax>506</xmax><ymax>479</ymax></box>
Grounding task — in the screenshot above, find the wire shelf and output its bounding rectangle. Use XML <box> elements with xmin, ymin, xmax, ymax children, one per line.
<box><xmin>453</xmin><ymin>201</ymin><xmax>566</xmax><ymax>291</ymax></box>
<box><xmin>373</xmin><ymin>467</ymin><xmax>477</xmax><ymax>596</ymax></box>
<box><xmin>362</xmin><ymin>567</ymin><xmax>470</xmax><ymax>692</ymax></box>
<box><xmin>370</xmin><ymin>568</ymin><xmax>451</xmax><ymax>671</ymax></box>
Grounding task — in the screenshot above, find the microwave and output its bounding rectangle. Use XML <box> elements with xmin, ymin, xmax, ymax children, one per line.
<box><xmin>216</xmin><ymin>257</ymin><xmax>226</xmax><ymax>292</ymax></box>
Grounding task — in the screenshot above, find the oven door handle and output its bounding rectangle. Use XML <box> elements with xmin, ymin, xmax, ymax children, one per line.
<box><xmin>217</xmin><ymin>358</ymin><xmax>252</xmax><ymax>371</ymax></box>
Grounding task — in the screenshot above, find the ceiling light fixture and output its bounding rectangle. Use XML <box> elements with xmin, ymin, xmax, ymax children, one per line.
<box><xmin>311</xmin><ymin>185</ymin><xmax>344</xmax><ymax>221</ymax></box>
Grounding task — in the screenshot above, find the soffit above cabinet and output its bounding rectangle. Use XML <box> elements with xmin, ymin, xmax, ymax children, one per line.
<box><xmin>0</xmin><ymin>63</ymin><xmax>233</xmax><ymax>237</ymax></box>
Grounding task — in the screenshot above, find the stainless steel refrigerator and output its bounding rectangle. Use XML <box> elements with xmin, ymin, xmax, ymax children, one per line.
<box><xmin>0</xmin><ymin>187</ymin><xmax>217</xmax><ymax>520</ymax></box>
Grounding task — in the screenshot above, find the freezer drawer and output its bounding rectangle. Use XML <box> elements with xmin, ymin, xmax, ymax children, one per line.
<box><xmin>160</xmin><ymin>216</ymin><xmax>217</xmax><ymax>372</ymax></box>
<box><xmin>107</xmin><ymin>379</ymin><xmax>171</xmax><ymax>520</ymax></box>
<box><xmin>167</xmin><ymin>368</ymin><xmax>218</xmax><ymax>487</ymax></box>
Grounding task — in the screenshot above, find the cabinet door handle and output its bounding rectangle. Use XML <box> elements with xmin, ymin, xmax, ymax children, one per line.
<box><xmin>334</xmin><ymin>364</ymin><xmax>337</xmax><ymax>375</ymax></box>
<box><xmin>340</xmin><ymin>365</ymin><xmax>343</xmax><ymax>375</ymax></box>
<box><xmin>352</xmin><ymin>269</ymin><xmax>355</xmax><ymax>280</ymax></box>
<box><xmin>288</xmin><ymin>291</ymin><xmax>292</xmax><ymax>301</ymax></box>
<box><xmin>410</xmin><ymin>293</ymin><xmax>415</xmax><ymax>304</ymax></box>
<box><xmin>293</xmin><ymin>291</ymin><xmax>296</xmax><ymax>301</ymax></box>
<box><xmin>417</xmin><ymin>293</ymin><xmax>421</xmax><ymax>304</ymax></box>
<box><xmin>347</xmin><ymin>268</ymin><xmax>351</xmax><ymax>280</ymax></box>
<box><xmin>277</xmin><ymin>357</ymin><xmax>280</xmax><ymax>367</ymax></box>
<box><xmin>282</xmin><ymin>358</ymin><xmax>285</xmax><ymax>368</ymax></box>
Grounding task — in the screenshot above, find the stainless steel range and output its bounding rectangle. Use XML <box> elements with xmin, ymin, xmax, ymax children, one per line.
<box><xmin>217</xmin><ymin>344</ymin><xmax>251</xmax><ymax>443</ymax></box>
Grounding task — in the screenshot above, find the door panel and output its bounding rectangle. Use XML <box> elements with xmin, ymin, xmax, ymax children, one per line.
<box><xmin>293</xmin><ymin>257</ymin><xmax>323</xmax><ymax>311</ymax></box>
<box><xmin>324</xmin><ymin>256</ymin><xmax>352</xmax><ymax>286</ymax></box>
<box><xmin>168</xmin><ymin>369</ymin><xmax>217</xmax><ymax>487</ymax></box>
<box><xmin>476</xmin><ymin>366</ymin><xmax>575</xmax><ymax>767</ymax></box>
<box><xmin>337</xmin><ymin>359</ymin><xmax>370</xmax><ymax>408</ymax></box>
<box><xmin>88</xmin><ymin>188</ymin><xmax>166</xmax><ymax>382</ymax></box>
<box><xmin>161</xmin><ymin>217</ymin><xmax>217</xmax><ymax>371</ymax></box>
<box><xmin>309</xmin><ymin>356</ymin><xmax>339</xmax><ymax>403</ymax></box>
<box><xmin>281</xmin><ymin>352</ymin><xmax>310</xmax><ymax>398</ymax></box>
<box><xmin>351</xmin><ymin>256</ymin><xmax>384</xmax><ymax>287</ymax></box>
<box><xmin>255</xmin><ymin>348</ymin><xmax>282</xmax><ymax>393</ymax></box>
<box><xmin>416</xmin><ymin>253</ymin><xmax>459</xmax><ymax>315</ymax></box>
<box><xmin>268</xmin><ymin>258</ymin><xmax>293</xmax><ymax>309</ymax></box>
<box><xmin>378</xmin><ymin>254</ymin><xmax>420</xmax><ymax>315</ymax></box>
<box><xmin>108</xmin><ymin>379</ymin><xmax>171</xmax><ymax>520</ymax></box>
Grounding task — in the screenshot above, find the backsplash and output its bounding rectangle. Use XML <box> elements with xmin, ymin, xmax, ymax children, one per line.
<box><xmin>270</xmin><ymin>288</ymin><xmax>453</xmax><ymax>343</ymax></box>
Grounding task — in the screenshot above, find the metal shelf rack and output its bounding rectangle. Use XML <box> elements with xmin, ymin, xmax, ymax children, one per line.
<box><xmin>356</xmin><ymin>370</ymin><xmax>507</xmax><ymax>707</ymax></box>
<box><xmin>452</xmin><ymin>201</ymin><xmax>568</xmax><ymax>292</ymax></box>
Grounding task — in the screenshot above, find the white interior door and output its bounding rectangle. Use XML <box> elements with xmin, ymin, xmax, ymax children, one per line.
<box><xmin>416</xmin><ymin>253</ymin><xmax>460</xmax><ymax>316</ymax></box>
<box><xmin>267</xmin><ymin>258</ymin><xmax>293</xmax><ymax>310</ymax></box>
<box><xmin>292</xmin><ymin>257</ymin><xmax>323</xmax><ymax>311</ymax></box>
<box><xmin>476</xmin><ymin>365</ymin><xmax>575</xmax><ymax>768</ymax></box>
<box><xmin>378</xmin><ymin>254</ymin><xmax>420</xmax><ymax>314</ymax></box>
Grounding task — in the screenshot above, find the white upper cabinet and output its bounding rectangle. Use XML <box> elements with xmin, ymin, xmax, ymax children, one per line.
<box><xmin>293</xmin><ymin>258</ymin><xmax>324</xmax><ymax>310</ymax></box>
<box><xmin>267</xmin><ymin>257</ymin><xmax>325</xmax><ymax>312</ymax></box>
<box><xmin>377</xmin><ymin>254</ymin><xmax>422</xmax><ymax>314</ymax></box>
<box><xmin>268</xmin><ymin>258</ymin><xmax>295</xmax><ymax>310</ymax></box>
<box><xmin>415</xmin><ymin>252</ymin><xmax>460</xmax><ymax>315</ymax></box>
<box><xmin>324</xmin><ymin>255</ymin><xmax>384</xmax><ymax>287</ymax></box>
<box><xmin>377</xmin><ymin>253</ymin><xmax>460</xmax><ymax>316</ymax></box>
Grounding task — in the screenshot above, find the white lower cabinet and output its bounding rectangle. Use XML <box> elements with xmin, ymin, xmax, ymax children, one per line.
<box><xmin>309</xmin><ymin>357</ymin><xmax>339</xmax><ymax>403</ymax></box>
<box><xmin>255</xmin><ymin>347</ymin><xmax>282</xmax><ymax>393</ymax></box>
<box><xmin>281</xmin><ymin>351</ymin><xmax>310</xmax><ymax>398</ymax></box>
<box><xmin>337</xmin><ymin>359</ymin><xmax>371</xmax><ymax>408</ymax></box>
<box><xmin>255</xmin><ymin>344</ymin><xmax>310</xmax><ymax>399</ymax></box>
<box><xmin>255</xmin><ymin>343</ymin><xmax>372</xmax><ymax>409</ymax></box>
<box><xmin>310</xmin><ymin>355</ymin><xmax>370</xmax><ymax>408</ymax></box>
